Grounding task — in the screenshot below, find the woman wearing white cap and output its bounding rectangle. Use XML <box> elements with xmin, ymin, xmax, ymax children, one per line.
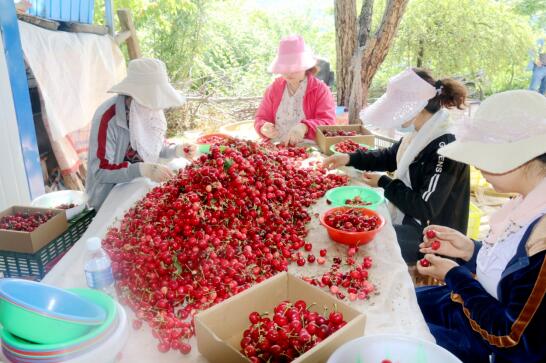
<box><xmin>86</xmin><ymin>58</ymin><xmax>196</xmax><ymax>210</ymax></box>
<box><xmin>255</xmin><ymin>35</ymin><xmax>336</xmax><ymax>145</ymax></box>
<box><xmin>324</xmin><ymin>68</ymin><xmax>470</xmax><ymax>264</ymax></box>
<box><xmin>416</xmin><ymin>90</ymin><xmax>546</xmax><ymax>363</ymax></box>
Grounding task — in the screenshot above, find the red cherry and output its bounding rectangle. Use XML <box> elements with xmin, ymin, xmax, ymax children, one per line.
<box><xmin>99</xmin><ymin>140</ymin><xmax>351</xmax><ymax>356</ymax></box>
<box><xmin>329</xmin><ymin>311</ymin><xmax>344</xmax><ymax>325</ymax></box>
<box><xmin>248</xmin><ymin>311</ymin><xmax>260</xmax><ymax>324</ymax></box>
<box><xmin>157</xmin><ymin>342</ymin><xmax>170</xmax><ymax>353</ymax></box>
<box><xmin>426</xmin><ymin>230</ymin><xmax>436</xmax><ymax>239</ymax></box>
<box><xmin>431</xmin><ymin>240</ymin><xmax>441</xmax><ymax>250</ymax></box>
<box><xmin>132</xmin><ymin>319</ymin><xmax>143</xmax><ymax>330</ymax></box>
<box><xmin>419</xmin><ymin>258</ymin><xmax>431</xmax><ymax>267</ymax></box>
<box><xmin>180</xmin><ymin>343</ymin><xmax>191</xmax><ymax>354</ymax></box>
<box><xmin>294</xmin><ymin>300</ymin><xmax>307</xmax><ymax>311</ymax></box>
<box><xmin>334</xmin><ymin>139</ymin><xmax>369</xmax><ymax>153</ymax></box>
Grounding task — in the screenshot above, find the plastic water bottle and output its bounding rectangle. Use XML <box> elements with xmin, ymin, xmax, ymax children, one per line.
<box><xmin>84</xmin><ymin>237</ymin><xmax>116</xmax><ymax>297</ymax></box>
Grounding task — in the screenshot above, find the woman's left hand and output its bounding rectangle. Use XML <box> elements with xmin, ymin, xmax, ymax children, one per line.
<box><xmin>416</xmin><ymin>254</ymin><xmax>459</xmax><ymax>281</ymax></box>
<box><xmin>362</xmin><ymin>172</ymin><xmax>382</xmax><ymax>187</ymax></box>
<box><xmin>283</xmin><ymin>123</ymin><xmax>308</xmax><ymax>146</ymax></box>
<box><xmin>176</xmin><ymin>143</ymin><xmax>197</xmax><ymax>159</ymax></box>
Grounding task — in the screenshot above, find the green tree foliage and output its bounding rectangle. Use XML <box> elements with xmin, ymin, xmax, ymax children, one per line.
<box><xmin>501</xmin><ymin>0</ymin><xmax>546</xmax><ymax>30</ymax></box>
<box><xmin>377</xmin><ymin>0</ymin><xmax>535</xmax><ymax>94</ymax></box>
<box><xmin>96</xmin><ymin>0</ymin><xmax>535</xmax><ymax>97</ymax></box>
<box><xmin>188</xmin><ymin>1</ymin><xmax>335</xmax><ymax>96</ymax></box>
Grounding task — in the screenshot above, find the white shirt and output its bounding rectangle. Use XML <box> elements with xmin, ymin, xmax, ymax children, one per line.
<box><xmin>274</xmin><ymin>78</ymin><xmax>307</xmax><ymax>141</ymax></box>
<box><xmin>476</xmin><ymin>208</ymin><xmax>546</xmax><ymax>299</ymax></box>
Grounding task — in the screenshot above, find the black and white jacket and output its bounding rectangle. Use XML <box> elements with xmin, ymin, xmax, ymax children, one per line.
<box><xmin>348</xmin><ymin>134</ymin><xmax>470</xmax><ymax>233</ymax></box>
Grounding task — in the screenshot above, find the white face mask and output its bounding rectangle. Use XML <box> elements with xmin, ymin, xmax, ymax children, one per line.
<box><xmin>396</xmin><ymin>121</ymin><xmax>416</xmax><ymax>133</ymax></box>
<box><xmin>129</xmin><ymin>101</ymin><xmax>167</xmax><ymax>163</ymax></box>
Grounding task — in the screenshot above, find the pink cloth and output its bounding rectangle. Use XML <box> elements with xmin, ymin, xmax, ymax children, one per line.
<box><xmin>485</xmin><ymin>177</ymin><xmax>546</xmax><ymax>245</ymax></box>
<box><xmin>254</xmin><ymin>75</ymin><xmax>336</xmax><ymax>140</ymax></box>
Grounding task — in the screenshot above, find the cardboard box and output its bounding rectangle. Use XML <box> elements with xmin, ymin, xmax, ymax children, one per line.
<box><xmin>316</xmin><ymin>125</ymin><xmax>375</xmax><ymax>155</ymax></box>
<box><xmin>195</xmin><ymin>272</ymin><xmax>366</xmax><ymax>363</ymax></box>
<box><xmin>0</xmin><ymin>206</ymin><xmax>68</xmax><ymax>253</ymax></box>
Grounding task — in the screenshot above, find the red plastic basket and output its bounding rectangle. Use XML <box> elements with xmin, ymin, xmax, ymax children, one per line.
<box><xmin>320</xmin><ymin>207</ymin><xmax>385</xmax><ymax>246</ymax></box>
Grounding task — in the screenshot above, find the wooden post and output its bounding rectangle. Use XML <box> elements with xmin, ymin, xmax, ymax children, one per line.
<box><xmin>116</xmin><ymin>9</ymin><xmax>141</xmax><ymax>59</ymax></box>
<box><xmin>105</xmin><ymin>0</ymin><xmax>115</xmax><ymax>35</ymax></box>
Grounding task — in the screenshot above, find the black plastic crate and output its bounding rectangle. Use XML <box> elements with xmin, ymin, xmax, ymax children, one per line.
<box><xmin>0</xmin><ymin>209</ymin><xmax>96</xmax><ymax>280</ymax></box>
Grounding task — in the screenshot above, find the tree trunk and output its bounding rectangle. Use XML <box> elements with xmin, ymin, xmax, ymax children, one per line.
<box><xmin>334</xmin><ymin>0</ymin><xmax>357</xmax><ymax>107</ymax></box>
<box><xmin>348</xmin><ymin>0</ymin><xmax>409</xmax><ymax>124</ymax></box>
<box><xmin>357</xmin><ymin>0</ymin><xmax>374</xmax><ymax>47</ymax></box>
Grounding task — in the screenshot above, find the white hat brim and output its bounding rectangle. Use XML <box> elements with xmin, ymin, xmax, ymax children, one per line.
<box><xmin>438</xmin><ymin>134</ymin><xmax>546</xmax><ymax>174</ymax></box>
<box><xmin>109</xmin><ymin>79</ymin><xmax>186</xmax><ymax>110</ymax></box>
<box><xmin>360</xmin><ymin>92</ymin><xmax>427</xmax><ymax>128</ymax></box>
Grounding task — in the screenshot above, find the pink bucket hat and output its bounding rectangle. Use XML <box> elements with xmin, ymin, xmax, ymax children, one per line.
<box><xmin>360</xmin><ymin>68</ymin><xmax>437</xmax><ymax>128</ymax></box>
<box><xmin>268</xmin><ymin>35</ymin><xmax>317</xmax><ymax>74</ymax></box>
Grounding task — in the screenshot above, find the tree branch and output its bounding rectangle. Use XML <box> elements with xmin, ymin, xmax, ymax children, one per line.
<box><xmin>363</xmin><ymin>0</ymin><xmax>409</xmax><ymax>85</ymax></box>
<box><xmin>357</xmin><ymin>0</ymin><xmax>374</xmax><ymax>47</ymax></box>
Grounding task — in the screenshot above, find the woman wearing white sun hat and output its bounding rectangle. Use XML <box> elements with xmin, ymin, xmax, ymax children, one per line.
<box><xmin>416</xmin><ymin>90</ymin><xmax>546</xmax><ymax>363</ymax></box>
<box><xmin>86</xmin><ymin>58</ymin><xmax>196</xmax><ymax>210</ymax></box>
<box><xmin>324</xmin><ymin>68</ymin><xmax>470</xmax><ymax>264</ymax></box>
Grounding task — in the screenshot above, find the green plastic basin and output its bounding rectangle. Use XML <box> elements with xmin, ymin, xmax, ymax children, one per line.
<box><xmin>0</xmin><ymin>288</ymin><xmax>117</xmax><ymax>357</ymax></box>
<box><xmin>325</xmin><ymin>186</ymin><xmax>384</xmax><ymax>210</ymax></box>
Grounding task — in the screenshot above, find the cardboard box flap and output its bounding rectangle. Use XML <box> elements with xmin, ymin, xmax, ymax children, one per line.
<box><xmin>197</xmin><ymin>273</ymin><xmax>288</xmax><ymax>339</ymax></box>
<box><xmin>0</xmin><ymin>206</ymin><xmax>68</xmax><ymax>253</ymax></box>
<box><xmin>195</xmin><ymin>272</ymin><xmax>366</xmax><ymax>363</ymax></box>
<box><xmin>315</xmin><ymin>125</ymin><xmax>375</xmax><ymax>155</ymax></box>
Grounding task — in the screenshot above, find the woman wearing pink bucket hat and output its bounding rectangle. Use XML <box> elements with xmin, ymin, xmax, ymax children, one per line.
<box><xmin>255</xmin><ymin>35</ymin><xmax>335</xmax><ymax>145</ymax></box>
<box><xmin>416</xmin><ymin>90</ymin><xmax>546</xmax><ymax>363</ymax></box>
<box><xmin>324</xmin><ymin>68</ymin><xmax>469</xmax><ymax>264</ymax></box>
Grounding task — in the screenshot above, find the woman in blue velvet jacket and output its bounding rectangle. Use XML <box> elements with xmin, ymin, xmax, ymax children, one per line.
<box><xmin>416</xmin><ymin>90</ymin><xmax>546</xmax><ymax>363</ymax></box>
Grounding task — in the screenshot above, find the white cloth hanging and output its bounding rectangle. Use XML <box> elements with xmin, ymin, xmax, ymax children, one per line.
<box><xmin>18</xmin><ymin>20</ymin><xmax>126</xmax><ymax>141</ymax></box>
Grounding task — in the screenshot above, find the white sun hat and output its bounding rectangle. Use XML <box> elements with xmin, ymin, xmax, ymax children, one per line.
<box><xmin>359</xmin><ymin>68</ymin><xmax>437</xmax><ymax>128</ymax></box>
<box><xmin>109</xmin><ymin>58</ymin><xmax>186</xmax><ymax>110</ymax></box>
<box><xmin>439</xmin><ymin>90</ymin><xmax>546</xmax><ymax>174</ymax></box>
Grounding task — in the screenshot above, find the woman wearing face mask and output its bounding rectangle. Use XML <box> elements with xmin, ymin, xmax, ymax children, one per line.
<box><xmin>416</xmin><ymin>90</ymin><xmax>546</xmax><ymax>363</ymax></box>
<box><xmin>254</xmin><ymin>35</ymin><xmax>336</xmax><ymax>146</ymax></box>
<box><xmin>323</xmin><ymin>68</ymin><xmax>470</xmax><ymax>264</ymax></box>
<box><xmin>86</xmin><ymin>58</ymin><xmax>196</xmax><ymax>210</ymax></box>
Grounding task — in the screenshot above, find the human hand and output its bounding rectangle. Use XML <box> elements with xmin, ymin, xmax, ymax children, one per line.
<box><xmin>416</xmin><ymin>254</ymin><xmax>459</xmax><ymax>281</ymax></box>
<box><xmin>322</xmin><ymin>154</ymin><xmax>350</xmax><ymax>170</ymax></box>
<box><xmin>283</xmin><ymin>123</ymin><xmax>308</xmax><ymax>146</ymax></box>
<box><xmin>176</xmin><ymin>143</ymin><xmax>197</xmax><ymax>159</ymax></box>
<box><xmin>260</xmin><ymin>122</ymin><xmax>279</xmax><ymax>139</ymax></box>
<box><xmin>362</xmin><ymin>172</ymin><xmax>382</xmax><ymax>188</ymax></box>
<box><xmin>139</xmin><ymin>163</ymin><xmax>174</xmax><ymax>183</ymax></box>
<box><xmin>419</xmin><ymin>225</ymin><xmax>475</xmax><ymax>261</ymax></box>
<box><xmin>15</xmin><ymin>0</ymin><xmax>32</xmax><ymax>14</ymax></box>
